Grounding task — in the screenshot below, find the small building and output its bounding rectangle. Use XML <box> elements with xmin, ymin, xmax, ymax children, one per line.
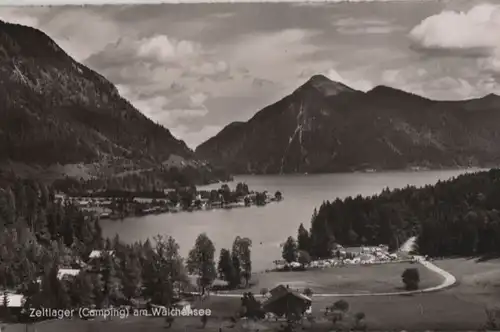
<box><xmin>133</xmin><ymin>197</ymin><xmax>155</xmax><ymax>204</ymax></box>
<box><xmin>0</xmin><ymin>293</ymin><xmax>25</xmax><ymax>316</ymax></box>
<box><xmin>54</xmin><ymin>193</ymin><xmax>66</xmax><ymax>202</ymax></box>
<box><xmin>0</xmin><ymin>293</ymin><xmax>24</xmax><ymax>307</ymax></box>
<box><xmin>75</xmin><ymin>199</ymin><xmax>91</xmax><ymax>208</ymax></box>
<box><xmin>262</xmin><ymin>285</ymin><xmax>312</xmax><ymax>320</ymax></box>
<box><xmin>210</xmin><ymin>279</ymin><xmax>229</xmax><ymax>290</ymax></box>
<box><xmin>273</xmin><ymin>259</ymin><xmax>286</xmax><ymax>270</ymax></box>
<box><xmin>173</xmin><ymin>300</ymin><xmax>192</xmax><ymax>312</ymax></box>
<box><xmin>89</xmin><ymin>250</ymin><xmax>115</xmax><ymax>259</ymax></box>
<box><xmin>359</xmin><ymin>254</ymin><xmax>375</xmax><ymax>264</ymax></box>
<box><xmin>344</xmin><ymin>247</ymin><xmax>363</xmax><ymax>257</ymax></box>
<box><xmin>57</xmin><ymin>268</ymin><xmax>81</xmax><ymax>280</ymax></box>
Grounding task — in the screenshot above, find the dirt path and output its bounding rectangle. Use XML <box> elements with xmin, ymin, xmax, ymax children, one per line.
<box><xmin>398</xmin><ymin>236</ymin><xmax>417</xmax><ymax>253</ymax></box>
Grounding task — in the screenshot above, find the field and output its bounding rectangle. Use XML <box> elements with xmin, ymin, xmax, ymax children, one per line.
<box><xmin>236</xmin><ymin>261</ymin><xmax>444</xmax><ymax>294</ymax></box>
<box><xmin>6</xmin><ymin>259</ymin><xmax>500</xmax><ymax>332</ymax></box>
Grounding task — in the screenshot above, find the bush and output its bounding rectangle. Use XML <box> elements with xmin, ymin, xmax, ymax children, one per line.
<box><xmin>402</xmin><ymin>268</ymin><xmax>420</xmax><ymax>290</ymax></box>
<box><xmin>484</xmin><ymin>307</ymin><xmax>500</xmax><ymax>329</ymax></box>
<box><xmin>354</xmin><ymin>312</ymin><xmax>365</xmax><ymax>321</ymax></box>
<box><xmin>332</xmin><ymin>299</ymin><xmax>349</xmax><ymax>312</ymax></box>
<box><xmin>353</xmin><ymin>312</ymin><xmax>367</xmax><ymax>331</ymax></box>
<box><xmin>297</xmin><ymin>250</ymin><xmax>312</xmax><ymax>267</ymax></box>
<box><xmin>165</xmin><ymin>316</ymin><xmax>175</xmax><ymax>328</ymax></box>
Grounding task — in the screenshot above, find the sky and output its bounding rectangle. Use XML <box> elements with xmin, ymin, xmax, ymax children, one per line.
<box><xmin>0</xmin><ymin>0</ymin><xmax>499</xmax><ymax>149</ymax></box>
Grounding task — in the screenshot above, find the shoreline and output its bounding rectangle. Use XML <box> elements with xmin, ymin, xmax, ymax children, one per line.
<box><xmin>219</xmin><ymin>166</ymin><xmax>488</xmax><ymax>179</ymax></box>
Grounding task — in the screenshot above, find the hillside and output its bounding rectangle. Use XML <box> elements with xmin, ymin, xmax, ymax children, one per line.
<box><xmin>301</xmin><ymin>168</ymin><xmax>500</xmax><ymax>258</ymax></box>
<box><xmin>0</xmin><ymin>20</ymin><xmax>229</xmax><ymax>189</ymax></box>
<box><xmin>196</xmin><ymin>74</ymin><xmax>500</xmax><ymax>174</ymax></box>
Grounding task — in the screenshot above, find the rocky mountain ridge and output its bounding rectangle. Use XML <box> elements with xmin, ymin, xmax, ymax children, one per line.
<box><xmin>196</xmin><ymin>74</ymin><xmax>500</xmax><ymax>174</ymax></box>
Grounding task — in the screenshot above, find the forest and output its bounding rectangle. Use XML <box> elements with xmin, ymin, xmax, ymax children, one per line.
<box><xmin>294</xmin><ymin>169</ymin><xmax>500</xmax><ymax>259</ymax></box>
<box><xmin>0</xmin><ymin>177</ymin><xmax>252</xmax><ymax>323</ymax></box>
<box><xmin>47</xmin><ymin>164</ymin><xmax>231</xmax><ymax>194</ymax></box>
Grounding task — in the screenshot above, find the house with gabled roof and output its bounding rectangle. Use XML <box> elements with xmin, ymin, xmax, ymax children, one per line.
<box><xmin>262</xmin><ymin>285</ymin><xmax>312</xmax><ymax>320</ymax></box>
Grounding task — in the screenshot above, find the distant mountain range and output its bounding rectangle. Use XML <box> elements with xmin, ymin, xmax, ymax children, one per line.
<box><xmin>196</xmin><ymin>74</ymin><xmax>500</xmax><ymax>174</ymax></box>
<box><xmin>0</xmin><ymin>21</ymin><xmax>228</xmax><ymax>188</ymax></box>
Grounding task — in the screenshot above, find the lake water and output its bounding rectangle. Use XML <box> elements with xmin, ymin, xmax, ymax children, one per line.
<box><xmin>100</xmin><ymin>169</ymin><xmax>482</xmax><ymax>272</ymax></box>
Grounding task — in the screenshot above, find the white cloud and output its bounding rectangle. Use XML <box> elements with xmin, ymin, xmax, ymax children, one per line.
<box><xmin>0</xmin><ymin>8</ymin><xmax>123</xmax><ymax>62</ymax></box>
<box><xmin>325</xmin><ymin>68</ymin><xmax>374</xmax><ymax>91</ymax></box>
<box><xmin>338</xmin><ymin>26</ymin><xmax>398</xmax><ymax>34</ymax></box>
<box><xmin>479</xmin><ymin>49</ymin><xmax>500</xmax><ymax>74</ymax></box>
<box><xmin>406</xmin><ymin>4</ymin><xmax>500</xmax><ymax>98</ymax></box>
<box><xmin>117</xmin><ymin>84</ymin><xmax>170</xmax><ymax>116</ymax></box>
<box><xmin>45</xmin><ymin>10</ymin><xmax>122</xmax><ymax>62</ymax></box>
<box><xmin>229</xmin><ymin>29</ymin><xmax>319</xmax><ymax>80</ymax></box>
<box><xmin>378</xmin><ymin>66</ymin><xmax>499</xmax><ymax>100</ymax></box>
<box><xmin>189</xmin><ymin>61</ymin><xmax>229</xmax><ymax>76</ymax></box>
<box><xmin>334</xmin><ymin>18</ymin><xmax>391</xmax><ymax>27</ymax></box>
<box><xmin>137</xmin><ymin>35</ymin><xmax>198</xmax><ymax>62</ymax></box>
<box><xmin>334</xmin><ymin>17</ymin><xmax>400</xmax><ymax>34</ymax></box>
<box><xmin>118</xmin><ymin>84</ymin><xmax>209</xmax><ymax>134</ymax></box>
<box><xmin>189</xmin><ymin>92</ymin><xmax>208</xmax><ymax>107</ymax></box>
<box><xmin>99</xmin><ymin>35</ymin><xmax>200</xmax><ymax>65</ymax></box>
<box><xmin>409</xmin><ymin>4</ymin><xmax>500</xmax><ymax>54</ymax></box>
<box><xmin>0</xmin><ymin>8</ymin><xmax>40</xmax><ymax>27</ymax></box>
<box><xmin>172</xmin><ymin>109</ymin><xmax>208</xmax><ymax>117</ymax></box>
<box><xmin>170</xmin><ymin>124</ymin><xmax>222</xmax><ymax>150</ymax></box>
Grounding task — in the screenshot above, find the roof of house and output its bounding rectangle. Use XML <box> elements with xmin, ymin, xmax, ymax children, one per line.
<box><xmin>344</xmin><ymin>246</ymin><xmax>379</xmax><ymax>253</ymax></box>
<box><xmin>263</xmin><ymin>285</ymin><xmax>312</xmax><ymax>310</ymax></box>
<box><xmin>57</xmin><ymin>269</ymin><xmax>81</xmax><ymax>279</ymax></box>
<box><xmin>0</xmin><ymin>293</ymin><xmax>24</xmax><ymax>307</ymax></box>
<box><xmin>89</xmin><ymin>250</ymin><xmax>115</xmax><ymax>258</ymax></box>
<box><xmin>174</xmin><ymin>300</ymin><xmax>191</xmax><ymax>307</ymax></box>
<box><xmin>344</xmin><ymin>247</ymin><xmax>364</xmax><ymax>253</ymax></box>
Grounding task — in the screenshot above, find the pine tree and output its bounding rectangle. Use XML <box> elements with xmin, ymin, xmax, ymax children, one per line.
<box><xmin>121</xmin><ymin>253</ymin><xmax>142</xmax><ymax>300</ymax></box>
<box><xmin>282</xmin><ymin>236</ymin><xmax>298</xmax><ymax>263</ymax></box>
<box><xmin>297</xmin><ymin>223</ymin><xmax>311</xmax><ymax>253</ymax></box>
<box><xmin>217</xmin><ymin>249</ymin><xmax>237</xmax><ymax>288</ymax></box>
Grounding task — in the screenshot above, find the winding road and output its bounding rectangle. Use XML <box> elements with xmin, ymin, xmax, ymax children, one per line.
<box><xmin>212</xmin><ymin>237</ymin><xmax>457</xmax><ymax>298</ymax></box>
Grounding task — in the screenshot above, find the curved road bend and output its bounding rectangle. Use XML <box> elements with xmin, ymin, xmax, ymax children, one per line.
<box><xmin>212</xmin><ymin>237</ymin><xmax>457</xmax><ymax>298</ymax></box>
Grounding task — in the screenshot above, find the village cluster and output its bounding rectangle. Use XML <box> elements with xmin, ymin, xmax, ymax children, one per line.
<box><xmin>54</xmin><ymin>185</ymin><xmax>283</xmax><ymax>220</ymax></box>
<box><xmin>274</xmin><ymin>244</ymin><xmax>412</xmax><ymax>271</ymax></box>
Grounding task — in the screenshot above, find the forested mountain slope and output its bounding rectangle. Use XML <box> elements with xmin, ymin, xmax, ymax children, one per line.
<box><xmin>0</xmin><ymin>20</ymin><xmax>229</xmax><ymax>189</ymax></box>
<box><xmin>299</xmin><ymin>169</ymin><xmax>500</xmax><ymax>258</ymax></box>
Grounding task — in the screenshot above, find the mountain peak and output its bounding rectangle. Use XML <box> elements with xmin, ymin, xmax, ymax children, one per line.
<box><xmin>196</xmin><ymin>71</ymin><xmax>500</xmax><ymax>175</ymax></box>
<box><xmin>298</xmin><ymin>74</ymin><xmax>355</xmax><ymax>96</ymax></box>
<box><xmin>484</xmin><ymin>92</ymin><xmax>500</xmax><ymax>99</ymax></box>
<box><xmin>368</xmin><ymin>85</ymin><xmax>400</xmax><ymax>94</ymax></box>
<box><xmin>464</xmin><ymin>92</ymin><xmax>500</xmax><ymax>110</ymax></box>
<box><xmin>307</xmin><ymin>74</ymin><xmax>334</xmax><ymax>84</ymax></box>
<box><xmin>367</xmin><ymin>85</ymin><xmax>429</xmax><ymax>101</ymax></box>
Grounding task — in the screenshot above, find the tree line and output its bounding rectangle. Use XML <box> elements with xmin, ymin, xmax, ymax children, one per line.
<box><xmin>289</xmin><ymin>169</ymin><xmax>500</xmax><ymax>259</ymax></box>
<box><xmin>49</xmin><ymin>164</ymin><xmax>231</xmax><ymax>194</ymax></box>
